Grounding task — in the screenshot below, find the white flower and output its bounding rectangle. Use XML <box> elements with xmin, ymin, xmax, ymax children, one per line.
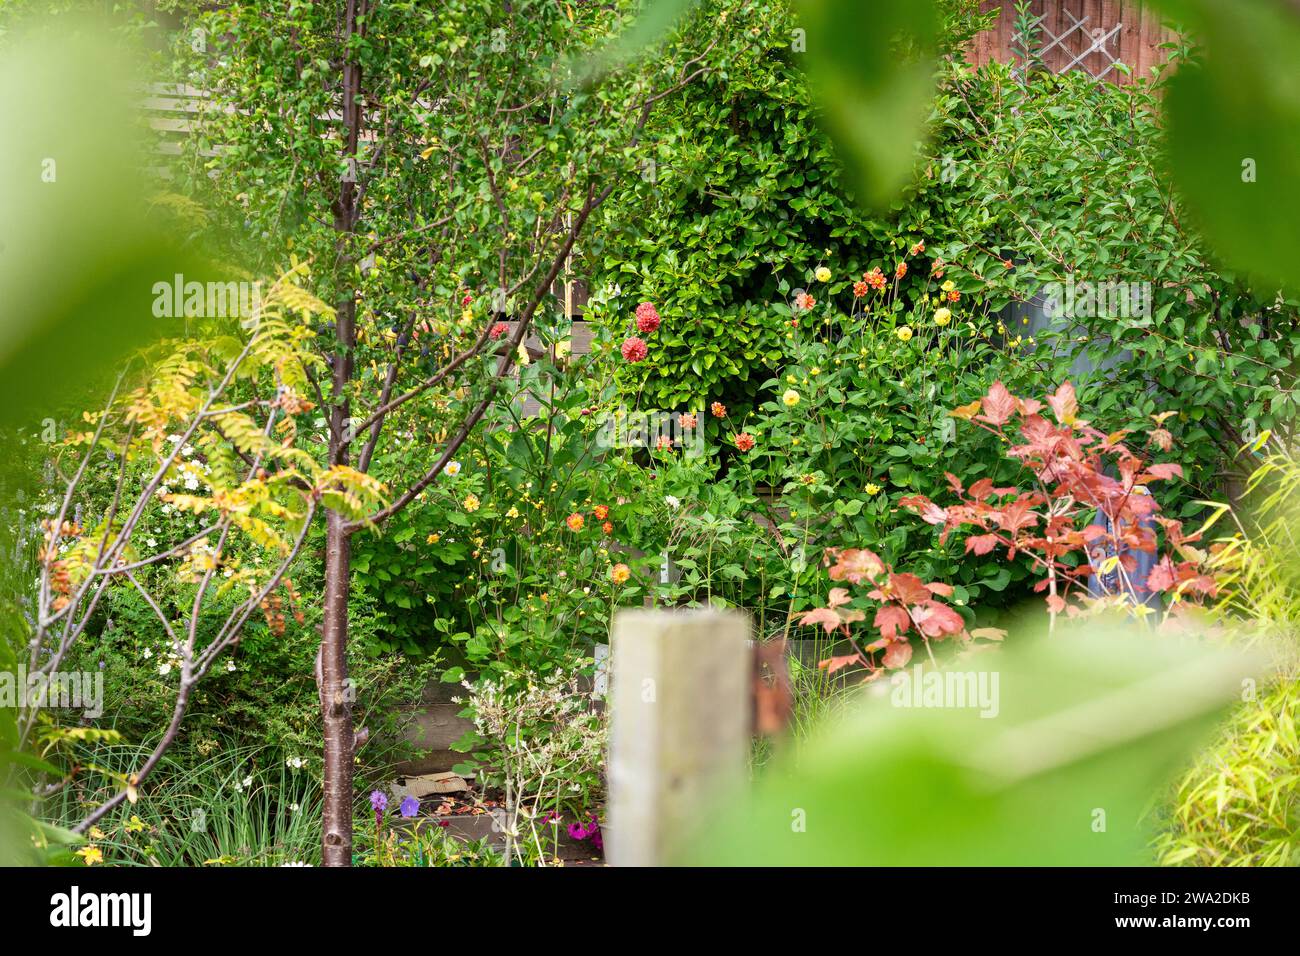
<box><xmin>158</xmin><ymin>662</ymin><xmax>172</xmax><ymax>676</ymax></box>
<box><xmin>181</xmin><ymin>444</ymin><xmax>194</xmax><ymax>457</ymax></box>
<box><xmin>443</xmin><ymin>460</ymin><xmax>462</xmax><ymax>477</ymax></box>
<box><xmin>226</xmin><ymin>660</ymin><xmax>237</xmax><ymax>672</ymax></box>
<box><xmin>142</xmin><ymin>648</ymin><xmax>153</xmax><ymax>659</ymax></box>
<box><xmin>183</xmin><ymin>474</ymin><xmax>200</xmax><ymax>491</ymax></box>
<box><xmin>280</xmin><ymin>861</ymin><xmax>312</xmax><ymax>867</ymax></box>
<box><xmin>147</xmin><ymin>537</ymin><xmax>157</xmax><ymax>548</ymax></box>
<box><xmin>665</xmin><ymin>495</ymin><xmax>681</xmax><ymax>510</ymax></box>
<box><xmin>289</xmin><ymin>803</ymin><xmax>300</xmax><ymax>813</ymax></box>
<box><xmin>243</xmin><ymin>775</ymin><xmax>253</xmax><ymax>788</ymax></box>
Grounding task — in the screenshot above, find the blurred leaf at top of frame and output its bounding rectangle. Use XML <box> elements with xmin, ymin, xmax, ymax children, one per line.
<box><xmin>793</xmin><ymin>0</ymin><xmax>939</xmax><ymax>208</ymax></box>
<box><xmin>0</xmin><ymin>18</ymin><xmax>201</xmax><ymax>431</ymax></box>
<box><xmin>572</xmin><ymin>0</ymin><xmax>700</xmax><ymax>87</ymax></box>
<box><xmin>1156</xmin><ymin>0</ymin><xmax>1300</xmax><ymax>291</ymax></box>
<box><xmin>686</xmin><ymin>623</ymin><xmax>1260</xmax><ymax>866</ymax></box>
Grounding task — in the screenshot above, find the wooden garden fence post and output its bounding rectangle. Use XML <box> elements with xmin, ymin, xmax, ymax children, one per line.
<box><xmin>606</xmin><ymin>608</ymin><xmax>751</xmax><ymax>866</ymax></box>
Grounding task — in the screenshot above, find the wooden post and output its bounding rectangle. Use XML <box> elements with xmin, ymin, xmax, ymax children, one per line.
<box><xmin>606</xmin><ymin>608</ymin><xmax>751</xmax><ymax>866</ymax></box>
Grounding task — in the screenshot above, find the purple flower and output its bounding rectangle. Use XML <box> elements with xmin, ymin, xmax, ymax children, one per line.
<box><xmin>567</xmin><ymin>822</ymin><xmax>589</xmax><ymax>841</ymax></box>
<box><xmin>399</xmin><ymin>796</ymin><xmax>420</xmax><ymax>818</ymax></box>
<box><xmin>369</xmin><ymin>790</ymin><xmax>388</xmax><ymax>813</ymax></box>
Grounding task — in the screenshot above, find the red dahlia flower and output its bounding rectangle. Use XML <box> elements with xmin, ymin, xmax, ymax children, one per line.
<box><xmin>621</xmin><ymin>336</ymin><xmax>649</xmax><ymax>362</ymax></box>
<box><xmin>635</xmin><ymin>301</ymin><xmax>661</xmax><ymax>334</ymax></box>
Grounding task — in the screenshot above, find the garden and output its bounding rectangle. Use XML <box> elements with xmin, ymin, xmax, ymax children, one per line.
<box><xmin>2</xmin><ymin>0</ymin><xmax>1299</xmax><ymax>879</ymax></box>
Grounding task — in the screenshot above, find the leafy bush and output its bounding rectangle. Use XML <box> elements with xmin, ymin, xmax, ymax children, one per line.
<box><xmin>1155</xmin><ymin>679</ymin><xmax>1300</xmax><ymax>867</ymax></box>
<box><xmin>43</xmin><ymin>745</ymin><xmax>322</xmax><ymax>867</ymax></box>
<box><xmin>1154</xmin><ymin>448</ymin><xmax>1300</xmax><ymax>866</ymax></box>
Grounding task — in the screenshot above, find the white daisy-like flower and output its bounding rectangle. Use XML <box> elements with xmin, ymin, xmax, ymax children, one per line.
<box><xmin>143</xmin><ymin>648</ymin><xmax>153</xmax><ymax>659</ymax></box>
<box><xmin>158</xmin><ymin>662</ymin><xmax>172</xmax><ymax>676</ymax></box>
<box><xmin>665</xmin><ymin>495</ymin><xmax>681</xmax><ymax>510</ymax></box>
<box><xmin>280</xmin><ymin>861</ymin><xmax>312</xmax><ymax>867</ymax></box>
<box><xmin>226</xmin><ymin>660</ymin><xmax>236</xmax><ymax>672</ymax></box>
<box><xmin>443</xmin><ymin>460</ymin><xmax>462</xmax><ymax>477</ymax></box>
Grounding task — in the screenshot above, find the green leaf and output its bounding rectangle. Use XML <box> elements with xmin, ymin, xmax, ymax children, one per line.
<box><xmin>1158</xmin><ymin>0</ymin><xmax>1300</xmax><ymax>289</ymax></box>
<box><xmin>685</xmin><ymin>628</ymin><xmax>1257</xmax><ymax>865</ymax></box>
<box><xmin>794</xmin><ymin>0</ymin><xmax>938</xmax><ymax>206</ymax></box>
<box><xmin>573</xmin><ymin>0</ymin><xmax>699</xmax><ymax>86</ymax></box>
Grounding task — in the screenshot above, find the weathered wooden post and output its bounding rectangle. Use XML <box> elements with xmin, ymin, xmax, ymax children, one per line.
<box><xmin>606</xmin><ymin>608</ymin><xmax>751</xmax><ymax>866</ymax></box>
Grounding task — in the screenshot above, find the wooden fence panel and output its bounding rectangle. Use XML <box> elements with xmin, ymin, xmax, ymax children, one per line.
<box><xmin>965</xmin><ymin>0</ymin><xmax>1179</xmax><ymax>83</ymax></box>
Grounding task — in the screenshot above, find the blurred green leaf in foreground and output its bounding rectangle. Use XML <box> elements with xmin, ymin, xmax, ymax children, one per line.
<box><xmin>1157</xmin><ymin>0</ymin><xmax>1300</xmax><ymax>291</ymax></box>
<box><xmin>0</xmin><ymin>19</ymin><xmax>202</xmax><ymax>430</ymax></box>
<box><xmin>688</xmin><ymin>624</ymin><xmax>1260</xmax><ymax>865</ymax></box>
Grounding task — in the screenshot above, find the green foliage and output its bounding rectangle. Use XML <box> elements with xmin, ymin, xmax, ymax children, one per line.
<box><xmin>739</xmin><ymin>274</ymin><xmax>1048</xmax><ymax>610</ymax></box>
<box><xmin>356</xmin><ymin>823</ymin><xmax>504</xmax><ymax>867</ymax></box>
<box><xmin>1156</xmin><ymin>0</ymin><xmax>1300</xmax><ymax>290</ymax></box>
<box><xmin>42</xmin><ymin>745</ymin><xmax>323</xmax><ymax>867</ymax></box>
<box><xmin>794</xmin><ymin>0</ymin><xmax>938</xmax><ymax>205</ymax></box>
<box><xmin>73</xmin><ymin>558</ymin><xmax>439</xmax><ymax>778</ymax></box>
<box><xmin>690</xmin><ymin>627</ymin><xmax>1257</xmax><ymax>865</ymax></box>
<box><xmin>1154</xmin><ymin>679</ymin><xmax>1300</xmax><ymax>867</ymax></box>
<box><xmin>0</xmin><ymin>22</ymin><xmax>204</xmax><ymax>436</ymax></box>
<box><xmin>1153</xmin><ymin>449</ymin><xmax>1300</xmax><ymax>866</ymax></box>
<box><xmin>924</xmin><ymin>61</ymin><xmax>1300</xmax><ymax>500</ymax></box>
<box><xmin>596</xmin><ymin>27</ymin><xmax>1300</xmax><ymax>509</ymax></box>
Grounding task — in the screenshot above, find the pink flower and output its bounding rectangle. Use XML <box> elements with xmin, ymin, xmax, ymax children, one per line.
<box><xmin>621</xmin><ymin>336</ymin><xmax>649</xmax><ymax>363</ymax></box>
<box><xmin>635</xmin><ymin>301</ymin><xmax>661</xmax><ymax>334</ymax></box>
<box><xmin>489</xmin><ymin>322</ymin><xmax>509</xmax><ymax>340</ymax></box>
<box><xmin>794</xmin><ymin>292</ymin><xmax>815</xmax><ymax>312</ymax></box>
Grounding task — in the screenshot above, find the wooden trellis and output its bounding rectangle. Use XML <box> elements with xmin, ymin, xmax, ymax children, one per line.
<box><xmin>967</xmin><ymin>1</ymin><xmax>1179</xmax><ymax>85</ymax></box>
<box><xmin>1018</xmin><ymin>6</ymin><xmax>1125</xmax><ymax>81</ymax></box>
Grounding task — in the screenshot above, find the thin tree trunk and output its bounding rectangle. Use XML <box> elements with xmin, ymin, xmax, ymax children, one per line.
<box><xmin>319</xmin><ymin>0</ymin><xmax>362</xmax><ymax>866</ymax></box>
<box><xmin>320</xmin><ymin>508</ymin><xmax>354</xmax><ymax>865</ymax></box>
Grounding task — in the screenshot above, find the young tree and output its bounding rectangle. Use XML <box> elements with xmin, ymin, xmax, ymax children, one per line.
<box><xmin>171</xmin><ymin>0</ymin><xmax>719</xmax><ymax>863</ymax></box>
<box><xmin>16</xmin><ymin>270</ymin><xmax>349</xmax><ymax>833</ymax></box>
